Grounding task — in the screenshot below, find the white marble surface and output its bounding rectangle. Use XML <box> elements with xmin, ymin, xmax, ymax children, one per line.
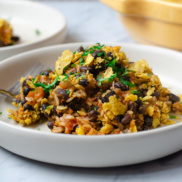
<box><xmin>1</xmin><ymin>1</ymin><xmax>182</xmax><ymax>182</ymax></box>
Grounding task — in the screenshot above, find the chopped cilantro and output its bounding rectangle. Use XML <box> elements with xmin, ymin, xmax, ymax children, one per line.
<box><xmin>106</xmin><ymin>58</ymin><xmax>116</xmax><ymax>67</ymax></box>
<box><xmin>77</xmin><ymin>75</ymin><xmax>85</xmax><ymax>80</ymax></box>
<box><xmin>37</xmin><ymin>128</ymin><xmax>40</xmax><ymax>131</ymax></box>
<box><xmin>33</xmin><ymin>74</ymin><xmax>59</xmax><ymax>92</ymax></box>
<box><xmin>8</xmin><ymin>117</ymin><xmax>11</xmax><ymax>119</ymax></box>
<box><xmin>40</xmin><ymin>71</ymin><xmax>45</xmax><ymax>75</ymax></box>
<box><xmin>94</xmin><ymin>106</ymin><xmax>97</xmax><ymax>111</ymax></box>
<box><xmin>79</xmin><ymin>57</ymin><xmax>84</xmax><ymax>65</ymax></box>
<box><xmin>67</xmin><ymin>89</ymin><xmax>70</xmax><ymax>94</ymax></box>
<box><xmin>48</xmin><ymin>68</ymin><xmax>52</xmax><ymax>71</ymax></box>
<box><xmin>64</xmin><ymin>66</ymin><xmax>69</xmax><ymax>71</ymax></box>
<box><xmin>18</xmin><ymin>103</ymin><xmax>22</xmax><ymax>107</ymax></box>
<box><xmin>97</xmin><ymin>52</ymin><xmax>104</xmax><ymax>57</ymax></box>
<box><xmin>97</xmin><ymin>73</ymin><xmax>117</xmax><ymax>86</ymax></box>
<box><xmin>148</xmin><ymin>73</ymin><xmax>152</xmax><ymax>77</ymax></box>
<box><xmin>62</xmin><ymin>73</ymin><xmax>69</xmax><ymax>81</ymax></box>
<box><xmin>73</xmin><ymin>52</ymin><xmax>76</xmax><ymax>54</ymax></box>
<box><xmin>82</xmin><ymin>43</ymin><xmax>104</xmax><ymax>57</ymax></box>
<box><xmin>72</xmin><ymin>63</ymin><xmax>76</xmax><ymax>68</ymax></box>
<box><xmin>116</xmin><ymin>95</ymin><xmax>120</xmax><ymax>99</ymax></box>
<box><xmin>131</xmin><ymin>90</ymin><xmax>140</xmax><ymax>94</ymax></box>
<box><xmin>0</xmin><ymin>112</ymin><xmax>2</xmax><ymax>115</ymax></box>
<box><xmin>169</xmin><ymin>115</ymin><xmax>176</xmax><ymax>119</ymax></box>
<box><xmin>119</xmin><ymin>77</ymin><xmax>135</xmax><ymax>87</ymax></box>
<box><xmin>35</xmin><ymin>29</ymin><xmax>41</xmax><ymax>35</ymax></box>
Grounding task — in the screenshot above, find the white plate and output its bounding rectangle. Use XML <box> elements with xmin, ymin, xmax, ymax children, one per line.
<box><xmin>0</xmin><ymin>0</ymin><xmax>66</xmax><ymax>61</ymax></box>
<box><xmin>0</xmin><ymin>43</ymin><xmax>182</xmax><ymax>168</ymax></box>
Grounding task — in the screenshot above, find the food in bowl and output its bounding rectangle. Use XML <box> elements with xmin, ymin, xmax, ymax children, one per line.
<box><xmin>0</xmin><ymin>18</ymin><xmax>19</xmax><ymax>47</ymax></box>
<box><xmin>8</xmin><ymin>43</ymin><xmax>182</xmax><ymax>135</ymax></box>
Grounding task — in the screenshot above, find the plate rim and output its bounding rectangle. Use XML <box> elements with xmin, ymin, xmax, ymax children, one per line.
<box><xmin>0</xmin><ymin>0</ymin><xmax>67</xmax><ymax>51</ymax></box>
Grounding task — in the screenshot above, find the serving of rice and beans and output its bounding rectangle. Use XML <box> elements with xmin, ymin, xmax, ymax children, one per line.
<box><xmin>0</xmin><ymin>18</ymin><xmax>19</xmax><ymax>47</ymax></box>
<box><xmin>8</xmin><ymin>43</ymin><xmax>182</xmax><ymax>135</ymax></box>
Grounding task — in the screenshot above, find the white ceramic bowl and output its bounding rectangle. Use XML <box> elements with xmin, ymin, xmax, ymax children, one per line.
<box><xmin>0</xmin><ymin>0</ymin><xmax>67</xmax><ymax>61</ymax></box>
<box><xmin>0</xmin><ymin>43</ymin><xmax>182</xmax><ymax>167</ymax></box>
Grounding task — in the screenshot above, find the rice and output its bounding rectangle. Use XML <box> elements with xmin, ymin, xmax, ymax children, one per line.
<box><xmin>8</xmin><ymin>43</ymin><xmax>182</xmax><ymax>135</ymax></box>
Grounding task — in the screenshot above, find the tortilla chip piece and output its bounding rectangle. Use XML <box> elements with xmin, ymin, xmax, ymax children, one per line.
<box><xmin>102</xmin><ymin>95</ymin><xmax>126</xmax><ymax>119</ymax></box>
<box><xmin>55</xmin><ymin>50</ymin><xmax>73</xmax><ymax>75</ymax></box>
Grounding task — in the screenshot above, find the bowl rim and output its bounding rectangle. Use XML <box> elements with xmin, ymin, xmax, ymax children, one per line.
<box><xmin>100</xmin><ymin>0</ymin><xmax>182</xmax><ymax>24</ymax></box>
<box><xmin>0</xmin><ymin>0</ymin><xmax>67</xmax><ymax>51</ymax></box>
<box><xmin>1</xmin><ymin>42</ymin><xmax>182</xmax><ymax>140</ymax></box>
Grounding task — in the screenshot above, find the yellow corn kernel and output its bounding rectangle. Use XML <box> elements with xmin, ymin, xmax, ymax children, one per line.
<box><xmin>100</xmin><ymin>124</ymin><xmax>114</xmax><ymax>134</ymax></box>
<box><xmin>76</xmin><ymin>125</ymin><xmax>85</xmax><ymax>135</ymax></box>
<box><xmin>125</xmin><ymin>94</ymin><xmax>138</xmax><ymax>102</ymax></box>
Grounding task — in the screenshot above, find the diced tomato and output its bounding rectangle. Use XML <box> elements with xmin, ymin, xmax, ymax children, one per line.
<box><xmin>27</xmin><ymin>87</ymin><xmax>44</xmax><ymax>103</ymax></box>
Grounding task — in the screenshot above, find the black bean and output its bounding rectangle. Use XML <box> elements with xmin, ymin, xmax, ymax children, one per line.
<box><xmin>143</xmin><ymin>126</ymin><xmax>149</xmax><ymax>131</ymax></box>
<box><xmin>23</xmin><ymin>87</ymin><xmax>31</xmax><ymax>96</ymax></box>
<box><xmin>21</xmin><ymin>99</ymin><xmax>27</xmax><ymax>106</ymax></box>
<box><xmin>22</xmin><ymin>80</ymin><xmax>27</xmax><ymax>87</ymax></box>
<box><xmin>0</xmin><ymin>40</ymin><xmax>4</xmax><ymax>47</ymax></box>
<box><xmin>55</xmin><ymin>89</ymin><xmax>69</xmax><ymax>100</ymax></box>
<box><xmin>72</xmin><ymin>125</ymin><xmax>79</xmax><ymax>132</ymax></box>
<box><xmin>107</xmin><ymin>52</ymin><xmax>114</xmax><ymax>60</ymax></box>
<box><xmin>115</xmin><ymin>114</ymin><xmax>123</xmax><ymax>121</ymax></box>
<box><xmin>141</xmin><ymin>89</ymin><xmax>148</xmax><ymax>97</ymax></box>
<box><xmin>135</xmin><ymin>99</ymin><xmax>143</xmax><ymax>110</ymax></box>
<box><xmin>80</xmin><ymin>66</ymin><xmax>92</xmax><ymax>73</ymax></box>
<box><xmin>11</xmin><ymin>36</ymin><xmax>19</xmax><ymax>42</ymax></box>
<box><xmin>168</xmin><ymin>93</ymin><xmax>180</xmax><ymax>103</ymax></box>
<box><xmin>77</xmin><ymin>46</ymin><xmax>84</xmax><ymax>52</ymax></box>
<box><xmin>128</xmin><ymin>102</ymin><xmax>137</xmax><ymax>113</ymax></box>
<box><xmin>144</xmin><ymin>116</ymin><xmax>153</xmax><ymax>127</ymax></box>
<box><xmin>121</xmin><ymin>115</ymin><xmax>132</xmax><ymax>125</ymax></box>
<box><xmin>138</xmin><ymin>105</ymin><xmax>148</xmax><ymax>114</ymax></box>
<box><xmin>152</xmin><ymin>91</ymin><xmax>160</xmax><ymax>97</ymax></box>
<box><xmin>42</xmin><ymin>103</ymin><xmax>48</xmax><ymax>111</ymax></box>
<box><xmin>105</xmin><ymin>90</ymin><xmax>115</xmax><ymax>99</ymax></box>
<box><xmin>79</xmin><ymin>79</ymin><xmax>88</xmax><ymax>87</ymax></box>
<box><xmin>101</xmin><ymin>97</ymin><xmax>108</xmax><ymax>103</ymax></box>
<box><xmin>53</xmin><ymin>106</ymin><xmax>63</xmax><ymax>117</ymax></box>
<box><xmin>24</xmin><ymin>104</ymin><xmax>34</xmax><ymax>111</ymax></box>
<box><xmin>48</xmin><ymin>121</ymin><xmax>54</xmax><ymax>129</ymax></box>
<box><xmin>114</xmin><ymin>82</ymin><xmax>129</xmax><ymax>91</ymax></box>
<box><xmin>135</xmin><ymin>99</ymin><xmax>143</xmax><ymax>107</ymax></box>
<box><xmin>92</xmin><ymin>50</ymin><xmax>104</xmax><ymax>59</ymax></box>
<box><xmin>88</xmin><ymin>110</ymin><xmax>99</xmax><ymax>122</ymax></box>
<box><xmin>42</xmin><ymin>70</ymin><xmax>51</xmax><ymax>76</ymax></box>
<box><xmin>22</xmin><ymin>79</ymin><xmax>31</xmax><ymax>87</ymax></box>
<box><xmin>16</xmin><ymin>97</ymin><xmax>21</xmax><ymax>104</ymax></box>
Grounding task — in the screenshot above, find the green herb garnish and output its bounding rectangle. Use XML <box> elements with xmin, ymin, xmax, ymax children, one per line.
<box><xmin>94</xmin><ymin>106</ymin><xmax>97</xmax><ymax>111</ymax></box>
<box><xmin>18</xmin><ymin>103</ymin><xmax>22</xmax><ymax>107</ymax></box>
<box><xmin>62</xmin><ymin>73</ymin><xmax>69</xmax><ymax>81</ymax></box>
<box><xmin>73</xmin><ymin>52</ymin><xmax>76</xmax><ymax>54</ymax></box>
<box><xmin>79</xmin><ymin>57</ymin><xmax>84</xmax><ymax>65</ymax></box>
<box><xmin>37</xmin><ymin>128</ymin><xmax>40</xmax><ymax>131</ymax></box>
<box><xmin>0</xmin><ymin>112</ymin><xmax>2</xmax><ymax>115</ymax></box>
<box><xmin>40</xmin><ymin>71</ymin><xmax>45</xmax><ymax>75</ymax></box>
<box><xmin>97</xmin><ymin>73</ymin><xmax>117</xmax><ymax>86</ymax></box>
<box><xmin>131</xmin><ymin>90</ymin><xmax>140</xmax><ymax>95</ymax></box>
<box><xmin>67</xmin><ymin>89</ymin><xmax>70</xmax><ymax>94</ymax></box>
<box><xmin>148</xmin><ymin>73</ymin><xmax>152</xmax><ymax>77</ymax></box>
<box><xmin>119</xmin><ymin>77</ymin><xmax>135</xmax><ymax>87</ymax></box>
<box><xmin>8</xmin><ymin>117</ymin><xmax>11</xmax><ymax>119</ymax></box>
<box><xmin>72</xmin><ymin>63</ymin><xmax>76</xmax><ymax>68</ymax></box>
<box><xmin>35</xmin><ymin>29</ymin><xmax>41</xmax><ymax>35</ymax></box>
<box><xmin>33</xmin><ymin>74</ymin><xmax>59</xmax><ymax>92</ymax></box>
<box><xmin>169</xmin><ymin>115</ymin><xmax>176</xmax><ymax>119</ymax></box>
<box><xmin>64</xmin><ymin>66</ymin><xmax>69</xmax><ymax>71</ymax></box>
